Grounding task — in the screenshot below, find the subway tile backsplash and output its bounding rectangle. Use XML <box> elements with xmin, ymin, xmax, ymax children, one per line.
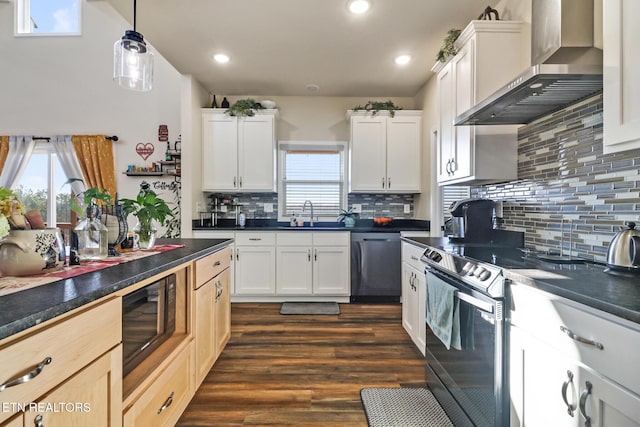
<box><xmin>472</xmin><ymin>94</ymin><xmax>640</xmax><ymax>262</ymax></box>
<box><xmin>203</xmin><ymin>192</ymin><xmax>414</xmax><ymax>220</ymax></box>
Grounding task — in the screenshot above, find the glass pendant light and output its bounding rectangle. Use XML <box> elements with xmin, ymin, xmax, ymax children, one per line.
<box><xmin>113</xmin><ymin>0</ymin><xmax>153</xmax><ymax>91</ymax></box>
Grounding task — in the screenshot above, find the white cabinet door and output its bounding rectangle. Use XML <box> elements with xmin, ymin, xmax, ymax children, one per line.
<box><xmin>603</xmin><ymin>0</ymin><xmax>640</xmax><ymax>154</ymax></box>
<box><xmin>579</xmin><ymin>368</ymin><xmax>640</xmax><ymax>427</ymax></box>
<box><xmin>350</xmin><ymin>115</ymin><xmax>387</xmax><ymax>192</ymax></box>
<box><xmin>234</xmin><ymin>246</ymin><xmax>276</xmax><ymax>295</ymax></box>
<box><xmin>202</xmin><ymin>112</ymin><xmax>238</xmax><ymax>191</ymax></box>
<box><xmin>414</xmin><ymin>267</ymin><xmax>426</xmax><ymax>354</ymax></box>
<box><xmin>276</xmin><ymin>246</ymin><xmax>313</xmax><ymax>294</ymax></box>
<box><xmin>451</xmin><ymin>39</ymin><xmax>474</xmax><ymax>180</ymax></box>
<box><xmin>386</xmin><ymin>115</ymin><xmax>422</xmax><ymax>192</ymax></box>
<box><xmin>238</xmin><ymin>114</ymin><xmax>276</xmax><ymax>191</ymax></box>
<box><xmin>313</xmin><ymin>246</ymin><xmax>350</xmax><ymax>295</ymax></box>
<box><xmin>401</xmin><ymin>262</ymin><xmax>418</xmax><ymax>339</ymax></box>
<box><xmin>436</xmin><ymin>61</ymin><xmax>455</xmax><ymax>184</ymax></box>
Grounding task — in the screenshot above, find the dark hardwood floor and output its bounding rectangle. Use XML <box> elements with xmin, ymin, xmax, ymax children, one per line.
<box><xmin>177</xmin><ymin>303</ymin><xmax>426</xmax><ymax>426</ymax></box>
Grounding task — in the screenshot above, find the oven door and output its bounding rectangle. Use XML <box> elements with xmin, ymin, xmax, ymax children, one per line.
<box><xmin>424</xmin><ymin>268</ymin><xmax>507</xmax><ymax>427</ymax></box>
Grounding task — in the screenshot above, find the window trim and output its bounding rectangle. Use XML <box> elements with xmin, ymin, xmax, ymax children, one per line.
<box><xmin>15</xmin><ymin>0</ymin><xmax>82</xmax><ymax>37</ymax></box>
<box><xmin>277</xmin><ymin>141</ymin><xmax>348</xmax><ymax>222</ymax></box>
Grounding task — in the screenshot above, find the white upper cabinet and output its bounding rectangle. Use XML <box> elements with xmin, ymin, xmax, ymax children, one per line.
<box><xmin>603</xmin><ymin>0</ymin><xmax>640</xmax><ymax>154</ymax></box>
<box><xmin>433</xmin><ymin>20</ymin><xmax>526</xmax><ymax>185</ymax></box>
<box><xmin>202</xmin><ymin>109</ymin><xmax>277</xmax><ymax>192</ymax></box>
<box><xmin>348</xmin><ymin>110</ymin><xmax>422</xmax><ymax>193</ymax></box>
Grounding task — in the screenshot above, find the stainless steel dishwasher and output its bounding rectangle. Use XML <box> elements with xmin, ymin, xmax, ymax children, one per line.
<box><xmin>350</xmin><ymin>232</ymin><xmax>401</xmax><ymax>303</ymax></box>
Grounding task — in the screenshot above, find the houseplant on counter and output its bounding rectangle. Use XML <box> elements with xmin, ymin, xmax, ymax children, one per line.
<box><xmin>120</xmin><ymin>181</ymin><xmax>174</xmax><ymax>250</ymax></box>
<box><xmin>337</xmin><ymin>208</ymin><xmax>359</xmax><ymax>228</ymax></box>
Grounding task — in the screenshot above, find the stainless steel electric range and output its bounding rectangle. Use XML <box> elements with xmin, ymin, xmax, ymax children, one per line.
<box><xmin>419</xmin><ymin>240</ymin><xmax>520</xmax><ymax>427</ymax></box>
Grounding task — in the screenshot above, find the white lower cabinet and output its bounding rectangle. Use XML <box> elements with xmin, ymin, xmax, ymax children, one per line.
<box><xmin>401</xmin><ymin>242</ymin><xmax>426</xmax><ymax>355</ymax></box>
<box><xmin>277</xmin><ymin>232</ymin><xmax>350</xmax><ymax>296</ymax></box>
<box><xmin>235</xmin><ymin>232</ymin><xmax>277</xmax><ymax>295</ymax></box>
<box><xmin>509</xmin><ymin>283</ymin><xmax>640</xmax><ymax>427</ymax></box>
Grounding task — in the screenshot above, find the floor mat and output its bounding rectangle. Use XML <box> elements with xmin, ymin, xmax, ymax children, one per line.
<box><xmin>360</xmin><ymin>387</ymin><xmax>454</xmax><ymax>427</ymax></box>
<box><xmin>279</xmin><ymin>302</ymin><xmax>340</xmax><ymax>315</ymax></box>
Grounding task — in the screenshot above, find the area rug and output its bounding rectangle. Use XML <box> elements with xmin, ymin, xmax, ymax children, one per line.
<box><xmin>360</xmin><ymin>387</ymin><xmax>453</xmax><ymax>427</ymax></box>
<box><xmin>279</xmin><ymin>302</ymin><xmax>340</xmax><ymax>315</ymax></box>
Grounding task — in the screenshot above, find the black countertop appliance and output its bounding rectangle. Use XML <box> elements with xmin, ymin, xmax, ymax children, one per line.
<box><xmin>447</xmin><ymin>198</ymin><xmax>496</xmax><ymax>243</ymax></box>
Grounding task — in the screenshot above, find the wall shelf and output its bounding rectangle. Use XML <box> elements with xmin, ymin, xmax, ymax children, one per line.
<box><xmin>123</xmin><ymin>171</ymin><xmax>164</xmax><ymax>176</ymax></box>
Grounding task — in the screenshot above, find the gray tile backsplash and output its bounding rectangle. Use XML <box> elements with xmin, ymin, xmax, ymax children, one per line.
<box><xmin>204</xmin><ymin>192</ymin><xmax>415</xmax><ymax>220</ymax></box>
<box><xmin>472</xmin><ymin>94</ymin><xmax>640</xmax><ymax>262</ymax></box>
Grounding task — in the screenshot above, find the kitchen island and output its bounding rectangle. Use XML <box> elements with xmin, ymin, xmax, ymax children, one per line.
<box><xmin>0</xmin><ymin>238</ymin><xmax>232</xmax><ymax>427</ymax></box>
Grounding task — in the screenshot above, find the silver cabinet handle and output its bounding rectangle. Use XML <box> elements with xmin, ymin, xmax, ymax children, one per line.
<box><xmin>157</xmin><ymin>391</ymin><xmax>174</xmax><ymax>414</ymax></box>
<box><xmin>213</xmin><ymin>260</ymin><xmax>221</xmax><ymax>267</ymax></box>
<box><xmin>236</xmin><ymin>249</ymin><xmax>239</xmax><ymax>261</ymax></box>
<box><xmin>560</xmin><ymin>326</ymin><xmax>604</xmax><ymax>350</ymax></box>
<box><xmin>382</xmin><ymin>177</ymin><xmax>386</xmax><ymax>188</ymax></box>
<box><xmin>0</xmin><ymin>357</ymin><xmax>52</xmax><ymax>392</ymax></box>
<box><xmin>308</xmin><ymin>249</ymin><xmax>311</xmax><ymax>262</ymax></box>
<box><xmin>410</xmin><ymin>256</ymin><xmax>419</xmax><ymax>261</ymax></box>
<box><xmin>445</xmin><ymin>159</ymin><xmax>452</xmax><ymax>176</ymax></box>
<box><xmin>248</xmin><ymin>238</ymin><xmax>262</xmax><ymax>241</ymax></box>
<box><xmin>450</xmin><ymin>158</ymin><xmax>457</xmax><ymax>174</ymax></box>
<box><xmin>239</xmin><ymin>176</ymin><xmax>243</xmax><ymax>188</ymax></box>
<box><xmin>579</xmin><ymin>381</ymin><xmax>592</xmax><ymax>427</ymax></box>
<box><xmin>233</xmin><ymin>176</ymin><xmax>237</xmax><ymax>188</ymax></box>
<box><xmin>314</xmin><ymin>249</ymin><xmax>317</xmax><ymax>261</ymax></box>
<box><xmin>561</xmin><ymin>370</ymin><xmax>576</xmax><ymax>417</ymax></box>
<box><xmin>34</xmin><ymin>414</ymin><xmax>44</xmax><ymax>427</ymax></box>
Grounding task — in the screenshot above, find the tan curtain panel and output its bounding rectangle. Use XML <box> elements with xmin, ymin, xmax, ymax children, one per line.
<box><xmin>0</xmin><ymin>136</ymin><xmax>9</xmax><ymax>177</ymax></box>
<box><xmin>72</xmin><ymin>135</ymin><xmax>117</xmax><ymax>198</ymax></box>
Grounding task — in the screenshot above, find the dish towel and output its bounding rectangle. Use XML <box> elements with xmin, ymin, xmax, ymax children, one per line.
<box><xmin>426</xmin><ymin>271</ymin><xmax>461</xmax><ymax>350</ymax></box>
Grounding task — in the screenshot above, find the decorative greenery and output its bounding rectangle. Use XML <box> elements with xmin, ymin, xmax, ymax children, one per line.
<box><xmin>337</xmin><ymin>208</ymin><xmax>359</xmax><ymax>223</ymax></box>
<box><xmin>161</xmin><ymin>181</ymin><xmax>181</xmax><ymax>239</ymax></box>
<box><xmin>436</xmin><ymin>29</ymin><xmax>461</xmax><ymax>63</ymax></box>
<box><xmin>225</xmin><ymin>98</ymin><xmax>265</xmax><ymax>117</ymax></box>
<box><xmin>352</xmin><ymin>100</ymin><xmax>403</xmax><ymax>117</ymax></box>
<box><xmin>63</xmin><ymin>178</ymin><xmax>112</xmax><ymax>216</ymax></box>
<box><xmin>120</xmin><ymin>181</ymin><xmax>174</xmax><ymax>234</ymax></box>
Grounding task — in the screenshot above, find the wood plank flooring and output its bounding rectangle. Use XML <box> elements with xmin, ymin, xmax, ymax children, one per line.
<box><xmin>177</xmin><ymin>303</ymin><xmax>426</xmax><ymax>426</ymax></box>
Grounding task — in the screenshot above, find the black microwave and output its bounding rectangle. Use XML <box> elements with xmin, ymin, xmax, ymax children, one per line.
<box><xmin>122</xmin><ymin>273</ymin><xmax>176</xmax><ymax>376</ymax></box>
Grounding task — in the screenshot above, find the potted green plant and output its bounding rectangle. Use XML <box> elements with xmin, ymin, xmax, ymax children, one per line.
<box><xmin>352</xmin><ymin>100</ymin><xmax>403</xmax><ymax>117</ymax></box>
<box><xmin>337</xmin><ymin>208</ymin><xmax>359</xmax><ymax>228</ymax></box>
<box><xmin>225</xmin><ymin>98</ymin><xmax>265</xmax><ymax>117</ymax></box>
<box><xmin>120</xmin><ymin>182</ymin><xmax>175</xmax><ymax>250</ymax></box>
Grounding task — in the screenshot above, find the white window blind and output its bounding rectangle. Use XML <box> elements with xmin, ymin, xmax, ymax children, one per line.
<box><xmin>281</xmin><ymin>148</ymin><xmax>345</xmax><ymax>219</ymax></box>
<box><xmin>442</xmin><ymin>186</ymin><xmax>470</xmax><ymax>219</ymax></box>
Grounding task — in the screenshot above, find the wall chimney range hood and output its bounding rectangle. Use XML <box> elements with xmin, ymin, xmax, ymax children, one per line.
<box><xmin>455</xmin><ymin>0</ymin><xmax>602</xmax><ymax>126</ymax></box>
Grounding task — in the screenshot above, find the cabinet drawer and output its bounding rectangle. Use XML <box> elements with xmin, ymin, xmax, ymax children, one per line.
<box><xmin>235</xmin><ymin>232</ymin><xmax>276</xmax><ymax>246</ymax></box>
<box><xmin>312</xmin><ymin>232</ymin><xmax>349</xmax><ymax>246</ymax></box>
<box><xmin>0</xmin><ymin>298</ymin><xmax>121</xmax><ymax>419</ymax></box>
<box><xmin>402</xmin><ymin>242</ymin><xmax>424</xmax><ymax>271</ymax></box>
<box><xmin>510</xmin><ymin>284</ymin><xmax>640</xmax><ymax>394</ymax></box>
<box><xmin>277</xmin><ymin>231</ymin><xmax>313</xmax><ymax>246</ymax></box>
<box><xmin>195</xmin><ymin>247</ymin><xmax>231</xmax><ymax>289</ymax></box>
<box><xmin>123</xmin><ymin>344</ymin><xmax>192</xmax><ymax>427</ymax></box>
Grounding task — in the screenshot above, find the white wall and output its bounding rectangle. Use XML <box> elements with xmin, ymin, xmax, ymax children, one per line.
<box><xmin>0</xmin><ymin>0</ymin><xmax>183</xmax><ymax>233</ymax></box>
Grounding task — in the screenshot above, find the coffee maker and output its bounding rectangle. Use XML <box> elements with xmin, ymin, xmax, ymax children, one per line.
<box><xmin>444</xmin><ymin>198</ymin><xmax>496</xmax><ymax>242</ymax></box>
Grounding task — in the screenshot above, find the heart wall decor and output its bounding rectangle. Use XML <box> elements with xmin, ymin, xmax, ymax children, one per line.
<box><xmin>136</xmin><ymin>143</ymin><xmax>155</xmax><ymax>160</ymax></box>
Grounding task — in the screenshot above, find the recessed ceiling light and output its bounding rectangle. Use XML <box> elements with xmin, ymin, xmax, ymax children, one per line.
<box><xmin>348</xmin><ymin>0</ymin><xmax>371</xmax><ymax>14</ymax></box>
<box><xmin>394</xmin><ymin>54</ymin><xmax>412</xmax><ymax>65</ymax></box>
<box><xmin>306</xmin><ymin>83</ymin><xmax>320</xmax><ymax>92</ymax></box>
<box><xmin>213</xmin><ymin>53</ymin><xmax>230</xmax><ymax>64</ymax></box>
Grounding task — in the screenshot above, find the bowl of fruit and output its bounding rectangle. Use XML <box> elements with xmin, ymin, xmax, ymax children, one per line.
<box><xmin>373</xmin><ymin>216</ymin><xmax>393</xmax><ymax>226</ymax></box>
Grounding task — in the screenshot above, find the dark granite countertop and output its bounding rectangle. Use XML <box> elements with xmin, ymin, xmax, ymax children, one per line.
<box><xmin>193</xmin><ymin>218</ymin><xmax>430</xmax><ymax>233</ymax></box>
<box><xmin>0</xmin><ymin>238</ymin><xmax>232</xmax><ymax>341</ymax></box>
<box><xmin>402</xmin><ymin>237</ymin><xmax>640</xmax><ymax>325</ymax></box>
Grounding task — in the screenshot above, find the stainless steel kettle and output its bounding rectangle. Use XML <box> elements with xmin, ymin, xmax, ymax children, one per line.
<box><xmin>606</xmin><ymin>222</ymin><xmax>640</xmax><ymax>273</ymax></box>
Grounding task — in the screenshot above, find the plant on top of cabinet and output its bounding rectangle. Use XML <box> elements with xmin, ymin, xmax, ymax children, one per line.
<box><xmin>226</xmin><ymin>98</ymin><xmax>265</xmax><ymax>117</ymax></box>
<box><xmin>352</xmin><ymin>100</ymin><xmax>402</xmax><ymax>117</ymax></box>
<box><xmin>436</xmin><ymin>29</ymin><xmax>461</xmax><ymax>63</ymax></box>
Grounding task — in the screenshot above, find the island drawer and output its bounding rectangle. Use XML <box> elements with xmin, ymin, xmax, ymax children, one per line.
<box><xmin>195</xmin><ymin>247</ymin><xmax>231</xmax><ymax>289</ymax></box>
<box><xmin>123</xmin><ymin>343</ymin><xmax>192</xmax><ymax>427</ymax></box>
<box><xmin>0</xmin><ymin>298</ymin><xmax>121</xmax><ymax>421</ymax></box>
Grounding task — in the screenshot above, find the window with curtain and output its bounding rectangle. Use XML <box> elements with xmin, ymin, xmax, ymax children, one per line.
<box><xmin>13</xmin><ymin>143</ymin><xmax>71</xmax><ymax>226</ymax></box>
<box><xmin>279</xmin><ymin>143</ymin><xmax>346</xmax><ymax>221</ymax></box>
<box><xmin>15</xmin><ymin>0</ymin><xmax>81</xmax><ymax>35</ymax></box>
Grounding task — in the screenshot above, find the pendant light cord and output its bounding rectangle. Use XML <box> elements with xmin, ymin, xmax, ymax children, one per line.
<box><xmin>133</xmin><ymin>0</ymin><xmax>137</xmax><ymax>32</ymax></box>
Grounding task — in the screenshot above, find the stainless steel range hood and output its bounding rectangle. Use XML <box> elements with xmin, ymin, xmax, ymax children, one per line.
<box><xmin>455</xmin><ymin>0</ymin><xmax>602</xmax><ymax>126</ymax></box>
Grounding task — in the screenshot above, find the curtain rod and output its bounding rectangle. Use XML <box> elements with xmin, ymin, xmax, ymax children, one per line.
<box><xmin>32</xmin><ymin>135</ymin><xmax>119</xmax><ymax>142</ymax></box>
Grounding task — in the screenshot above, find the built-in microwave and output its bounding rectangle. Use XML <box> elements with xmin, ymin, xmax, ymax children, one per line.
<box><xmin>122</xmin><ymin>273</ymin><xmax>176</xmax><ymax>376</ymax></box>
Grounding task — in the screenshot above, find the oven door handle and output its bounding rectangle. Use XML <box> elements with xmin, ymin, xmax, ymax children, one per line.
<box><xmin>454</xmin><ymin>291</ymin><xmax>494</xmax><ymax>314</ymax></box>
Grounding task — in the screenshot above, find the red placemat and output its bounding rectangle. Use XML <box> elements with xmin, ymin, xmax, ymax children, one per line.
<box><xmin>0</xmin><ymin>244</ymin><xmax>185</xmax><ymax>297</ymax></box>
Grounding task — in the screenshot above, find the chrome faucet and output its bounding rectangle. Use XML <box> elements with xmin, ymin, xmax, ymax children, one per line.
<box><xmin>302</xmin><ymin>200</ymin><xmax>314</xmax><ymax>227</ymax></box>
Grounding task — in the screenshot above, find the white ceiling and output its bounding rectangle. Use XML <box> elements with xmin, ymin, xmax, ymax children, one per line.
<box><xmin>104</xmin><ymin>0</ymin><xmax>495</xmax><ymax>97</ymax></box>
